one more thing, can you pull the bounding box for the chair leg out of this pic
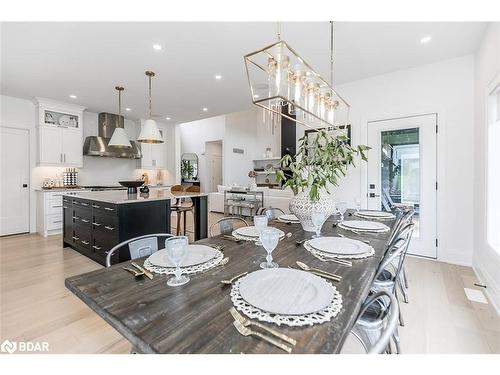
[398,272,409,303]
[394,289,405,327]
[403,266,409,289]
[176,211,181,236]
[183,211,187,236]
[392,328,401,354]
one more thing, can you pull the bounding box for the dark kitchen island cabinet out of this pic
[62,190,208,266]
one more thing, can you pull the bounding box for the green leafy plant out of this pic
[181,160,194,179]
[276,129,370,202]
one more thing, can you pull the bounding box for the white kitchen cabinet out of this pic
[34,97,86,167]
[36,190,83,237]
[137,124,167,169]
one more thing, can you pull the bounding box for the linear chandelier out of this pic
[244,22,350,131]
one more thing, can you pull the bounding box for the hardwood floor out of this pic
[1,224,498,354]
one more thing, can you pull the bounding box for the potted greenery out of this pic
[181,160,194,180]
[276,129,369,232]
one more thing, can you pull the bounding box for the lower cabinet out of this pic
[62,196,170,267]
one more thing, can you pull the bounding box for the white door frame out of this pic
[0,126,31,236]
[360,111,440,260]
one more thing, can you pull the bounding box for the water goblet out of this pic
[311,210,326,238]
[336,201,348,222]
[354,197,361,212]
[253,215,268,246]
[259,228,280,269]
[165,236,190,286]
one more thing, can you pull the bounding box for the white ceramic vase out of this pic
[289,189,336,232]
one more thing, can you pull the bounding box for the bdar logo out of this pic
[1,339,17,354]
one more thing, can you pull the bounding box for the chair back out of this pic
[185,185,200,192]
[262,207,285,221]
[105,233,173,267]
[360,291,399,354]
[210,217,249,237]
[386,208,414,247]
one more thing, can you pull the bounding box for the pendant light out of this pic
[138,70,164,143]
[109,86,132,148]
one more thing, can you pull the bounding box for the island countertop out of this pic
[62,189,208,204]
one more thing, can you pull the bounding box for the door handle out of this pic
[22,184,28,188]
[369,193,381,198]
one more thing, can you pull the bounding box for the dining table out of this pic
[64,210,396,353]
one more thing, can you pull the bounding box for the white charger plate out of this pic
[238,268,335,315]
[308,236,372,255]
[278,214,299,222]
[340,220,389,232]
[356,210,395,219]
[147,244,217,268]
[234,226,285,238]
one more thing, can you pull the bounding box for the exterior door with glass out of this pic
[367,114,437,258]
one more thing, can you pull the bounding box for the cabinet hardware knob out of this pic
[53,205,62,208]
[92,204,101,208]
[104,207,114,211]
[104,226,115,231]
[92,245,102,250]
[81,202,89,206]
[72,216,78,219]
[72,236,80,240]
[81,240,90,245]
[81,219,89,223]
[92,222,101,226]
[53,220,63,223]
[63,206,69,209]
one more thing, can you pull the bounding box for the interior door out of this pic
[367,114,437,258]
[0,127,30,235]
[206,154,223,193]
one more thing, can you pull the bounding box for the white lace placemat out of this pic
[143,249,224,275]
[231,229,285,242]
[353,212,395,220]
[303,240,375,260]
[230,279,343,327]
[338,222,389,234]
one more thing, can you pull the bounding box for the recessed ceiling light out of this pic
[420,36,432,44]
[202,107,208,112]
[125,108,131,111]
[69,94,77,99]
[153,44,162,50]
[215,74,222,80]
[165,117,171,120]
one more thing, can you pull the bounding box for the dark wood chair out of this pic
[171,185,200,236]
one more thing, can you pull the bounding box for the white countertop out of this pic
[63,189,207,204]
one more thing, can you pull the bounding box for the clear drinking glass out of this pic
[354,197,361,212]
[336,201,348,222]
[259,228,280,269]
[253,215,268,246]
[165,236,190,286]
[311,210,326,238]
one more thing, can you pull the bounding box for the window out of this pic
[487,80,500,252]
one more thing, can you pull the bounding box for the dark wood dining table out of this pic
[65,211,396,353]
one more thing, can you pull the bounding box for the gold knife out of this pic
[131,262,153,280]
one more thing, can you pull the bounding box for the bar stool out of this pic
[170,185,187,235]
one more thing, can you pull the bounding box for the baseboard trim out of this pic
[472,263,500,316]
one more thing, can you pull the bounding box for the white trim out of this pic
[472,263,500,316]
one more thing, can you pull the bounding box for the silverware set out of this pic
[292,261,342,282]
[122,262,154,279]
[220,271,248,285]
[230,308,295,353]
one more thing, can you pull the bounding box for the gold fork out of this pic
[230,308,297,346]
[233,321,292,353]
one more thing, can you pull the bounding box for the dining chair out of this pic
[105,233,173,267]
[341,291,399,354]
[261,207,285,221]
[209,216,249,237]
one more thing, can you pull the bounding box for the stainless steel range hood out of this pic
[83,113,142,158]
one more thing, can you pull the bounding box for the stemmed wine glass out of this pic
[336,201,348,222]
[354,197,361,212]
[311,210,326,238]
[259,228,280,269]
[253,215,268,246]
[165,236,190,286]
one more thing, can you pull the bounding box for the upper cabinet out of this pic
[137,121,167,169]
[34,98,86,167]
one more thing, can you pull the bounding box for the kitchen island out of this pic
[62,189,208,266]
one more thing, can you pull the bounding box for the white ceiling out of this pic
[1,22,487,124]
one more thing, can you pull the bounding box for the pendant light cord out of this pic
[118,89,122,116]
[277,21,281,41]
[330,21,334,87]
[148,75,152,119]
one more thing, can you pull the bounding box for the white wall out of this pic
[297,55,475,266]
[179,107,280,191]
[473,23,500,313]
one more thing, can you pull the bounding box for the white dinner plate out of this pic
[308,236,372,255]
[278,214,299,222]
[340,220,390,232]
[234,226,285,238]
[147,244,217,268]
[356,210,395,219]
[238,268,335,315]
